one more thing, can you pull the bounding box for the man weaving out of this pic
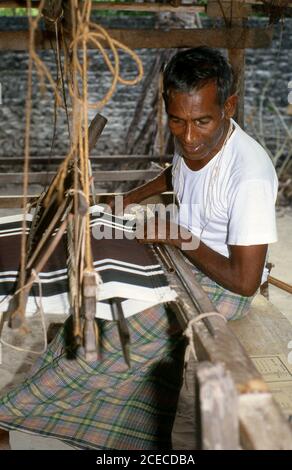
[0,47,277,450]
[123,46,278,321]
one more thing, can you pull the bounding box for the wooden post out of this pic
[197,361,239,450]
[228,48,245,128]
[172,354,200,450]
[207,1,248,128]
[239,393,292,450]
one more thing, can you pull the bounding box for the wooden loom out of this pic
[0,0,292,451]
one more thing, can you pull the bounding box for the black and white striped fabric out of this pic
[0,206,177,320]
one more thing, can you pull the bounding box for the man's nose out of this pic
[184,122,198,144]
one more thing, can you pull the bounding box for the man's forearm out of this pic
[182,243,244,295]
[175,237,264,297]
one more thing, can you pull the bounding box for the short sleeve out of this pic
[227,178,278,246]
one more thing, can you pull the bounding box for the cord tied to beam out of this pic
[183,312,227,364]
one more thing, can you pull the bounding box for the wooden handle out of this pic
[268,275,292,294]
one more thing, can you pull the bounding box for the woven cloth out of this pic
[0,207,177,319]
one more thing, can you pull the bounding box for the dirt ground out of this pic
[268,207,292,325]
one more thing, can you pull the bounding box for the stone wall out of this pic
[0,15,291,166]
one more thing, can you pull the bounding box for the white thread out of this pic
[183,311,227,364]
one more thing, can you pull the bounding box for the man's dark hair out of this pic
[163,47,234,107]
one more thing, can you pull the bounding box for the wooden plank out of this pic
[239,392,292,449]
[162,246,267,393]
[0,155,172,165]
[190,314,268,393]
[197,362,239,450]
[0,1,204,12]
[228,46,245,127]
[0,191,175,208]
[171,353,199,450]
[90,2,205,13]
[158,248,292,449]
[0,169,160,184]
[1,1,292,9]
[229,294,292,419]
[0,27,274,50]
[207,0,251,19]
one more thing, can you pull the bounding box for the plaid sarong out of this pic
[0,260,253,449]
[0,305,185,450]
[184,257,254,321]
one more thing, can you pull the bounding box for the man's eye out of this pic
[196,119,211,125]
[169,117,183,124]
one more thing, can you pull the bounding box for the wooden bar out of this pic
[162,246,267,392]
[197,362,239,450]
[0,1,204,12]
[0,27,274,50]
[0,191,174,208]
[1,1,291,9]
[160,247,292,449]
[207,0,251,19]
[0,155,172,165]
[239,393,292,449]
[228,48,245,128]
[0,169,161,184]
[268,275,292,294]
[90,2,205,13]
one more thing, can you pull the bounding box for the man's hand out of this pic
[136,215,199,251]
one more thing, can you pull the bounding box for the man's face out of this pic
[166,82,233,167]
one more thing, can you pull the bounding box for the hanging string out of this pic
[0,270,47,356]
[69,21,143,110]
[12,0,143,355]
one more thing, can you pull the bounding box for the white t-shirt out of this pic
[172,119,278,283]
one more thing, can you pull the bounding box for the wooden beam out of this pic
[162,246,267,393]
[228,47,246,128]
[90,2,205,13]
[0,169,161,184]
[197,362,239,450]
[207,0,252,19]
[159,247,292,448]
[0,155,171,165]
[1,1,292,9]
[0,1,204,12]
[0,27,274,50]
[239,393,292,450]
[0,191,174,208]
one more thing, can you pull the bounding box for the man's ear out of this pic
[224,94,238,119]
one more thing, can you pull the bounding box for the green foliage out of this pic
[0,8,38,17]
